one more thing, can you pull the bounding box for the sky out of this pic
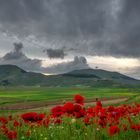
[0,0,140,79]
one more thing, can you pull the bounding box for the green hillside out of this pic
[0,65,139,87]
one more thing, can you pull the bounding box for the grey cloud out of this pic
[46,56,90,74]
[0,0,140,58]
[0,0,105,38]
[0,42,45,72]
[125,66,140,80]
[101,0,140,58]
[0,42,90,74]
[3,42,24,60]
[44,48,66,59]
[14,42,23,52]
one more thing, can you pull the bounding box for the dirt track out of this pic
[35,97,128,110]
[0,97,128,110]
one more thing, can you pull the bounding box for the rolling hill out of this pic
[62,69,139,85]
[0,65,139,87]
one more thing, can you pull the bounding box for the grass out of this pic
[0,87,138,106]
[1,117,140,140]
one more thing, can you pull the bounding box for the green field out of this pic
[0,87,139,107]
[0,87,140,140]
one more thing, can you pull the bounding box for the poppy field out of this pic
[0,93,140,140]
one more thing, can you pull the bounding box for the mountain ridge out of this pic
[0,64,139,87]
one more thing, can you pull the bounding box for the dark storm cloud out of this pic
[46,56,90,74]
[0,0,140,58]
[14,42,23,52]
[0,0,105,37]
[44,48,66,59]
[0,42,90,73]
[3,42,24,60]
[105,0,140,58]
[0,42,45,72]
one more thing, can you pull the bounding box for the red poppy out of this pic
[43,117,50,127]
[86,107,95,117]
[54,118,62,124]
[109,125,120,136]
[84,117,92,125]
[63,102,74,114]
[98,120,107,128]
[73,104,82,112]
[21,112,38,122]
[36,113,45,121]
[96,100,102,109]
[0,117,8,124]
[51,106,64,117]
[74,94,85,105]
[122,124,127,132]
[1,125,9,134]
[75,109,85,118]
[7,131,17,140]
[21,112,45,123]
[130,124,140,131]
[13,120,20,127]
[8,115,13,121]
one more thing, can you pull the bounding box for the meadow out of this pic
[0,87,140,140]
[0,87,139,106]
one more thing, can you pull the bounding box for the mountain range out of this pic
[0,65,139,87]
